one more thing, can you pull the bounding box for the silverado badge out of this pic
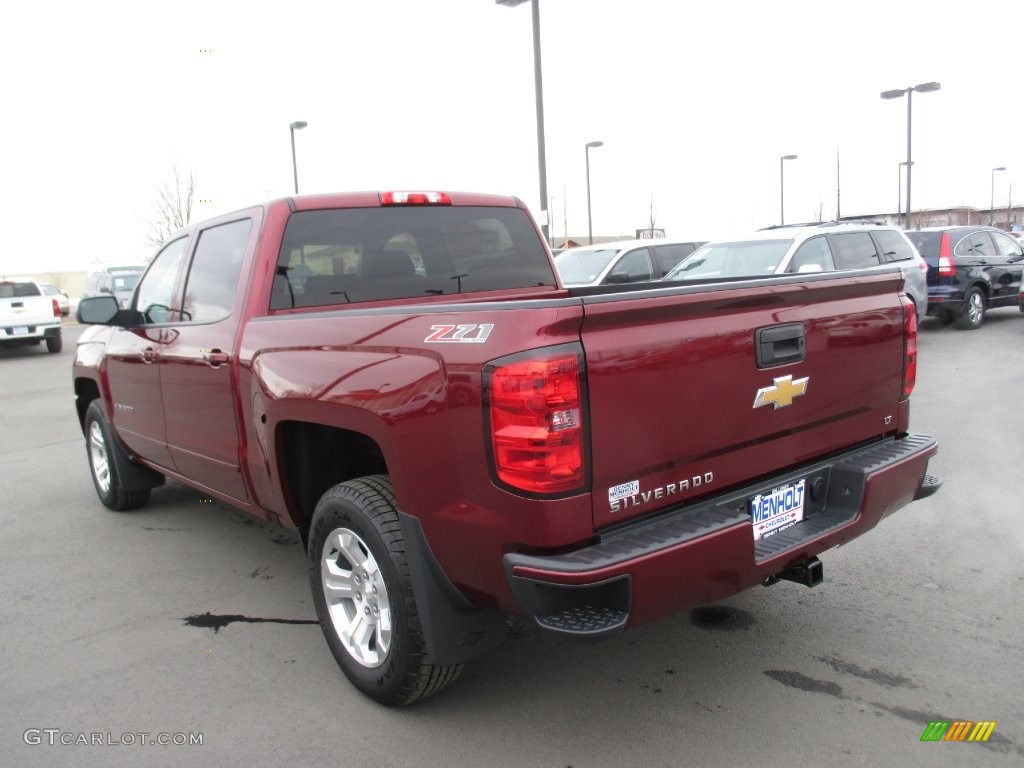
[753,374,809,410]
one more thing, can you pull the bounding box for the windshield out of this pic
[663,239,793,280]
[554,248,619,284]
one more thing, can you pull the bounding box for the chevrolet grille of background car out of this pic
[753,375,809,410]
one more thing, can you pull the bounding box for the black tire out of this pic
[84,401,151,511]
[46,332,62,353]
[308,475,462,706]
[955,286,986,330]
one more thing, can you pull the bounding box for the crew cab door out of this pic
[158,217,255,502]
[103,236,190,470]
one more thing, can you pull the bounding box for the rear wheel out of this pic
[84,401,151,511]
[46,332,62,353]
[955,286,986,330]
[308,475,462,706]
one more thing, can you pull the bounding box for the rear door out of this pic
[579,271,907,528]
[159,216,256,501]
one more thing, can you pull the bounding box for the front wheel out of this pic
[84,401,151,511]
[308,475,462,706]
[955,286,986,330]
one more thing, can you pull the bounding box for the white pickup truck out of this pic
[0,280,63,353]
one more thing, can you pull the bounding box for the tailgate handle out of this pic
[756,323,805,368]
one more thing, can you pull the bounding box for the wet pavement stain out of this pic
[689,605,757,631]
[764,670,844,698]
[182,612,318,633]
[815,655,916,689]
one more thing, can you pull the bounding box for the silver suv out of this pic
[663,221,928,317]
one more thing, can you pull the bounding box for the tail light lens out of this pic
[901,294,917,399]
[485,345,587,495]
[52,298,61,318]
[938,233,954,277]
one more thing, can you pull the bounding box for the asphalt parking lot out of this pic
[1,312,1022,768]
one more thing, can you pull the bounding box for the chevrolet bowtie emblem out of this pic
[753,375,809,410]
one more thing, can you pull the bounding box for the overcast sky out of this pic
[3,0,1022,274]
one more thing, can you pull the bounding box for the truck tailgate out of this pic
[580,271,908,529]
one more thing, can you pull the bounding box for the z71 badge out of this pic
[424,324,494,343]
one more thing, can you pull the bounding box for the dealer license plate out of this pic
[750,479,806,541]
[12,326,29,335]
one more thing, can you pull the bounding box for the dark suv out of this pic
[907,227,1024,329]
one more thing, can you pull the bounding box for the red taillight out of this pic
[380,191,451,206]
[486,347,586,495]
[52,298,61,318]
[902,295,917,399]
[938,233,954,277]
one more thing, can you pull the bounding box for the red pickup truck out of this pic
[73,191,941,705]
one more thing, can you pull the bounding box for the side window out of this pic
[955,232,996,256]
[990,231,1023,257]
[788,236,835,272]
[607,248,653,283]
[829,233,880,269]
[651,244,699,277]
[872,229,916,262]
[135,238,188,324]
[181,219,252,324]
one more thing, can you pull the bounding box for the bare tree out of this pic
[647,193,658,236]
[812,199,825,223]
[145,167,195,247]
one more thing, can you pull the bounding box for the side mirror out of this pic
[77,295,120,325]
[604,272,629,284]
[797,264,824,273]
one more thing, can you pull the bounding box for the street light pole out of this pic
[496,0,549,244]
[289,121,308,195]
[881,82,940,230]
[585,140,604,244]
[780,154,797,225]
[548,194,557,248]
[991,166,1006,227]
[897,161,913,220]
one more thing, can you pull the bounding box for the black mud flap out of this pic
[398,512,507,666]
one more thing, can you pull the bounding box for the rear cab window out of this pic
[271,206,555,309]
[0,282,42,298]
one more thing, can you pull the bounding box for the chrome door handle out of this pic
[202,349,230,367]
